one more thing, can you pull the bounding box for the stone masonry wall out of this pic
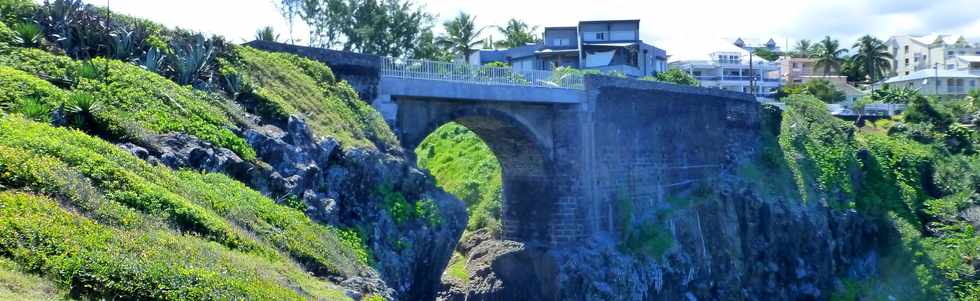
[583,75,761,236]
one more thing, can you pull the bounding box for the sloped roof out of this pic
[958,55,980,63]
[909,34,964,46]
[883,69,980,84]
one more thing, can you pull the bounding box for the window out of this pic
[904,45,909,53]
[905,58,909,65]
[594,32,606,41]
[905,71,910,75]
[948,51,955,56]
[971,80,976,87]
[792,62,800,68]
[552,38,570,46]
[947,64,955,70]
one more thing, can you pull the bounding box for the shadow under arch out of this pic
[405,107,558,244]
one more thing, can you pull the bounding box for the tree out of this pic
[641,68,699,86]
[852,35,893,83]
[753,47,780,61]
[840,56,865,83]
[275,0,300,44]
[254,26,279,42]
[779,79,846,103]
[279,0,432,58]
[793,39,814,58]
[437,12,485,60]
[871,85,920,103]
[412,29,452,61]
[813,36,847,75]
[494,18,538,49]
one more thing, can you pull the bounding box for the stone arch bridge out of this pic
[246,41,764,246]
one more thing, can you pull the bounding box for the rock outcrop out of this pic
[442,179,879,301]
[118,114,466,300]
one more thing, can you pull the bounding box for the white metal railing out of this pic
[380,57,584,90]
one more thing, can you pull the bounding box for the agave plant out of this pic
[140,47,165,73]
[16,97,53,122]
[169,34,214,85]
[109,28,136,60]
[74,61,103,81]
[12,22,43,47]
[64,91,103,129]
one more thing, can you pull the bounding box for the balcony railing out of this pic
[381,57,584,90]
[695,75,780,82]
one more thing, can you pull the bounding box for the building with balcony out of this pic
[469,20,668,77]
[668,40,781,100]
[877,69,979,97]
[778,57,838,84]
[885,34,980,76]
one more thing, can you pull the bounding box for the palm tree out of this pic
[852,35,893,83]
[255,26,280,42]
[813,36,847,76]
[437,12,486,60]
[793,39,813,58]
[494,19,539,49]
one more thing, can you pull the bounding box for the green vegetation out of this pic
[775,89,980,299]
[0,257,69,300]
[640,68,700,86]
[778,79,846,103]
[0,116,370,278]
[0,48,256,160]
[445,251,469,283]
[221,46,397,151]
[0,191,350,300]
[416,123,503,232]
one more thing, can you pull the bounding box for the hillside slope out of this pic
[0,1,466,300]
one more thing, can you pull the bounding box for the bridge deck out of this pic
[380,77,585,104]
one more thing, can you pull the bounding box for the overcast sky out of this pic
[93,0,980,61]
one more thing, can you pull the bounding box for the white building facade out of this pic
[669,43,781,100]
[885,34,980,76]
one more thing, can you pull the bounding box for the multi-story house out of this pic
[886,34,980,76]
[877,69,979,97]
[778,57,837,84]
[469,20,668,77]
[668,41,781,100]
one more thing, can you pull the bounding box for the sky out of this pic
[91,0,980,61]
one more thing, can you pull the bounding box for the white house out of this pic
[885,34,980,76]
[877,69,979,97]
[669,40,781,100]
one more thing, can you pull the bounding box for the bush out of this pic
[0,0,37,26]
[222,46,396,151]
[779,94,857,204]
[640,68,699,86]
[0,192,348,300]
[0,66,67,111]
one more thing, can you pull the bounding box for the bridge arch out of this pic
[404,107,557,243]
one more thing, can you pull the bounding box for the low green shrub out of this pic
[0,116,370,279]
[221,46,397,151]
[0,191,350,300]
[0,66,67,111]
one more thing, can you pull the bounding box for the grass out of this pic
[0,115,366,299]
[0,191,351,300]
[0,257,69,301]
[0,48,256,160]
[222,46,397,151]
[416,123,502,232]
[444,251,469,284]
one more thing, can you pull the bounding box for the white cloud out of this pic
[93,0,980,59]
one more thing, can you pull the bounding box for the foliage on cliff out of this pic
[0,115,366,299]
[416,123,502,232]
[219,46,398,151]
